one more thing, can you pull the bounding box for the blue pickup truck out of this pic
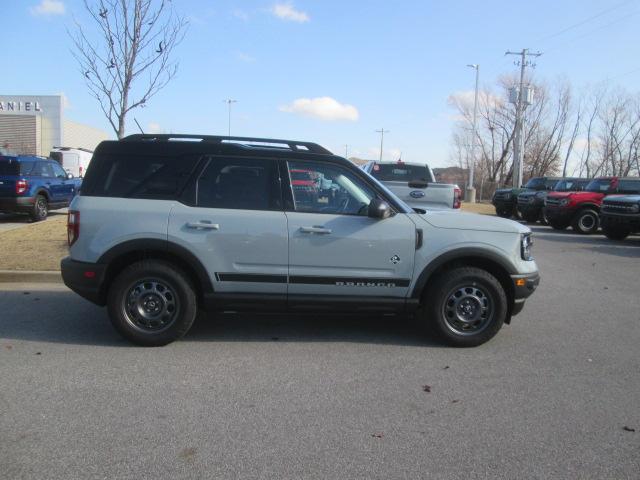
[0,155,82,221]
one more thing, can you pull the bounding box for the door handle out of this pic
[186,222,220,230]
[300,226,332,234]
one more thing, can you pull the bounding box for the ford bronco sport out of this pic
[600,194,640,240]
[61,135,539,347]
[492,177,560,219]
[517,177,589,224]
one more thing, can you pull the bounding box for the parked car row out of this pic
[0,154,82,221]
[492,175,640,240]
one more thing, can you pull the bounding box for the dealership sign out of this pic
[0,101,43,113]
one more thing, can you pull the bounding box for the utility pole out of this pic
[375,128,389,162]
[466,64,480,203]
[505,48,541,188]
[344,144,349,159]
[223,99,237,136]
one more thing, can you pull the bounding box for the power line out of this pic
[537,0,636,42]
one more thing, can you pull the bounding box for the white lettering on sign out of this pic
[0,101,43,113]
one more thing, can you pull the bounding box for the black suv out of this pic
[600,194,640,240]
[517,178,590,224]
[492,177,560,219]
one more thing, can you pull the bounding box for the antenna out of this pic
[134,118,145,134]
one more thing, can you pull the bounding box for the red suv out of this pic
[544,177,640,234]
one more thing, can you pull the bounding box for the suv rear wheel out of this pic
[423,267,507,347]
[107,260,197,346]
[30,194,48,222]
[572,209,599,234]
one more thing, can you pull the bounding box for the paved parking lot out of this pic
[0,227,639,479]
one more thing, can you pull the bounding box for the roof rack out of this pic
[121,134,333,155]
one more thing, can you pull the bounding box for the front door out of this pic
[168,156,288,298]
[284,159,416,299]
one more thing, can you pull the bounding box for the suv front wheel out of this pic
[424,267,507,347]
[572,209,599,234]
[107,260,197,346]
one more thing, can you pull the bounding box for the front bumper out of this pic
[510,272,540,316]
[544,205,575,223]
[492,199,515,211]
[61,256,108,306]
[517,202,543,217]
[600,213,640,231]
[0,196,35,213]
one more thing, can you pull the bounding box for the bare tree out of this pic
[70,0,188,138]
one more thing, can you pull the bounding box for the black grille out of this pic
[602,202,637,213]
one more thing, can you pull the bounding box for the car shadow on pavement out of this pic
[0,289,441,348]
[186,312,441,347]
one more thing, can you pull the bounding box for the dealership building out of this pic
[0,95,109,156]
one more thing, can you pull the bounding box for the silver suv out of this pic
[61,135,539,347]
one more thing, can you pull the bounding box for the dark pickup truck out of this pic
[600,194,640,240]
[0,155,82,221]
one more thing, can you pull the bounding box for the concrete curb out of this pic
[0,270,63,284]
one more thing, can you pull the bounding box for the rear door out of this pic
[284,159,416,300]
[168,155,288,298]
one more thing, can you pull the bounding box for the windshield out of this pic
[524,178,545,189]
[555,179,585,192]
[370,163,432,183]
[585,178,613,193]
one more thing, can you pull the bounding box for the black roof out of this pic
[114,134,334,156]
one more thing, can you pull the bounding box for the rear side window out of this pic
[370,163,431,183]
[616,180,640,194]
[195,157,280,211]
[83,154,200,199]
[0,159,19,175]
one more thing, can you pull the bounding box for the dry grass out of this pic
[461,202,495,216]
[0,215,67,271]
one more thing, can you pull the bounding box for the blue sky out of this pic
[3,0,640,166]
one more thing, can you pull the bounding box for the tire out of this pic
[539,209,549,226]
[572,209,599,235]
[549,220,568,230]
[523,213,538,224]
[602,226,630,241]
[107,260,197,346]
[423,267,508,347]
[30,194,48,222]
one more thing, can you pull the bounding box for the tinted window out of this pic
[196,157,279,211]
[19,161,36,175]
[85,154,199,199]
[616,179,640,194]
[544,179,559,189]
[555,179,587,192]
[369,163,431,183]
[288,161,375,215]
[33,162,53,177]
[524,178,545,189]
[585,178,613,192]
[51,162,67,179]
[0,159,19,175]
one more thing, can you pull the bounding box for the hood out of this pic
[548,191,602,201]
[419,210,530,234]
[518,190,544,198]
[604,194,640,203]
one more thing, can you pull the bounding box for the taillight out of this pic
[67,210,80,246]
[79,166,83,176]
[15,179,28,195]
[453,186,462,209]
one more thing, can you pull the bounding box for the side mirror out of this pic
[408,180,429,189]
[67,172,74,179]
[368,198,392,219]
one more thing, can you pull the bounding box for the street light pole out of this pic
[466,64,479,203]
[223,99,237,136]
[375,128,389,162]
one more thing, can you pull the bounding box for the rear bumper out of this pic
[0,196,34,213]
[600,213,640,231]
[61,257,107,306]
[510,272,540,316]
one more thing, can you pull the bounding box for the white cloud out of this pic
[280,97,358,121]
[30,0,65,16]
[236,51,256,63]
[271,3,309,22]
[148,122,164,134]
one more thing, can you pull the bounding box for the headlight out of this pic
[521,233,534,261]
[559,198,569,207]
[631,204,640,213]
[528,196,536,203]
[535,191,545,198]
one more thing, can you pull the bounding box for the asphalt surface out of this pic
[1,227,639,479]
[0,209,67,233]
